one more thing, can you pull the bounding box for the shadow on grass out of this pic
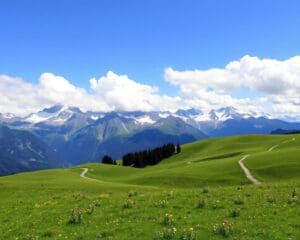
[193,152,243,163]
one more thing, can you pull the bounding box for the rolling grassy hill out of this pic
[82,134,300,187]
[0,134,299,239]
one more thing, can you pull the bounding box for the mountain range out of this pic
[1,104,300,175]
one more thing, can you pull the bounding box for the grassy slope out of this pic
[0,134,299,239]
[83,134,300,187]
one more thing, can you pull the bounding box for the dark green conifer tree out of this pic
[176,144,181,154]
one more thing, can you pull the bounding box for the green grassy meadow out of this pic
[0,134,299,239]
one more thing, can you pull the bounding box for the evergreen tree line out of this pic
[101,155,117,165]
[122,143,181,168]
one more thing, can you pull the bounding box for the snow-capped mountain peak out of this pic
[24,104,77,124]
[210,107,241,121]
[209,110,219,121]
[1,104,265,132]
[1,104,300,145]
[42,104,65,114]
[171,106,243,123]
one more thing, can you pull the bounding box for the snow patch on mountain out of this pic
[172,107,261,124]
[159,113,171,118]
[90,115,100,120]
[26,114,51,123]
[24,105,68,123]
[135,115,156,125]
[0,113,16,119]
[22,104,90,125]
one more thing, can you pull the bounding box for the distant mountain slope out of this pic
[0,125,66,175]
[60,116,207,164]
[210,117,300,137]
[153,116,207,139]
[93,127,206,162]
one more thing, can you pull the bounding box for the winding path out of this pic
[80,168,101,182]
[238,155,261,185]
[238,137,296,185]
[80,168,89,178]
[267,144,278,152]
[282,137,296,144]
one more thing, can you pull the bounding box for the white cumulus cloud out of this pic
[1,55,300,120]
[89,71,180,112]
[0,71,180,116]
[164,55,300,119]
[165,55,300,95]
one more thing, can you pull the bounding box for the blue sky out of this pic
[1,1,300,118]
[1,1,300,90]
